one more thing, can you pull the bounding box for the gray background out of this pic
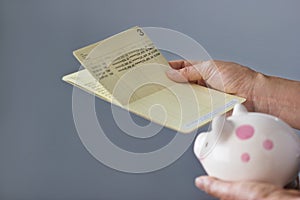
[1,0,300,200]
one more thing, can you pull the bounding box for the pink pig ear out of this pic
[232,104,248,116]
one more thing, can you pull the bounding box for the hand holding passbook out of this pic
[62,27,245,133]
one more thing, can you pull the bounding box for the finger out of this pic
[195,176,280,200]
[168,60,201,70]
[165,67,197,83]
[166,61,212,83]
[195,176,238,200]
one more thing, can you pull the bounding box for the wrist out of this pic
[251,72,271,113]
[251,72,300,129]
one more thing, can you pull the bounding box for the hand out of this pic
[166,60,258,112]
[166,60,300,129]
[195,176,300,200]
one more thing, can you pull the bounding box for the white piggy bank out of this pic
[194,104,300,187]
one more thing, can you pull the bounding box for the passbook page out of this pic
[74,26,171,105]
[62,69,120,105]
[63,26,245,133]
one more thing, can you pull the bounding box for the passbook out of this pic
[62,26,245,133]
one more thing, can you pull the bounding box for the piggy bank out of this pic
[194,104,300,187]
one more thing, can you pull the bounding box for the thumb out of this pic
[195,176,300,200]
[166,60,215,84]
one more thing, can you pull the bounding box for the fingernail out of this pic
[166,69,178,76]
[195,176,210,189]
[165,69,187,82]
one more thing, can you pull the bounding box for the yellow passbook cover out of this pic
[62,26,245,133]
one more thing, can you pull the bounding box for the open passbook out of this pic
[62,26,245,133]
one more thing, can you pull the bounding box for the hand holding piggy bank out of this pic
[194,104,300,187]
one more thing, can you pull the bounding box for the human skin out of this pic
[166,60,300,200]
[166,60,300,129]
[195,176,300,200]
